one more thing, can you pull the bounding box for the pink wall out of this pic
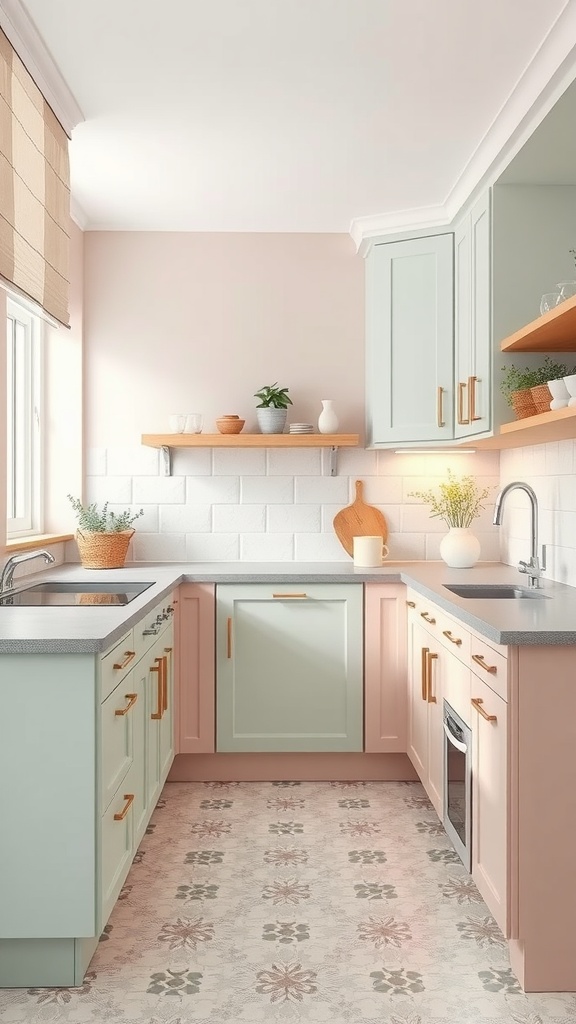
[84,232,365,446]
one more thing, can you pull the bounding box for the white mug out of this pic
[353,535,389,567]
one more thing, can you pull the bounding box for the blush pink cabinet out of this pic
[175,583,215,754]
[364,583,407,752]
[406,610,444,818]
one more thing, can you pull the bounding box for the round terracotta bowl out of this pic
[216,415,245,434]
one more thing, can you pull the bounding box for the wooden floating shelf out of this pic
[141,433,359,448]
[469,406,576,450]
[501,294,576,352]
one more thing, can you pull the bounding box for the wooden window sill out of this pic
[5,533,73,552]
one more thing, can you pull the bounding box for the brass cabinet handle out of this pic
[437,386,445,428]
[471,653,497,674]
[421,647,429,701]
[471,696,497,722]
[113,650,136,670]
[272,593,308,599]
[163,648,172,713]
[115,692,138,716]
[114,793,135,821]
[421,612,436,624]
[227,617,232,659]
[406,600,416,608]
[457,381,469,425]
[468,375,481,421]
[426,650,438,703]
[442,629,462,646]
[151,659,163,719]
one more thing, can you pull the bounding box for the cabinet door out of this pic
[407,618,429,781]
[159,623,175,782]
[454,192,491,439]
[216,584,363,752]
[364,583,406,752]
[366,233,454,444]
[425,642,444,818]
[471,677,508,934]
[176,583,215,753]
[146,640,163,809]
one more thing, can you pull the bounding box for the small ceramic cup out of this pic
[548,378,570,410]
[353,536,389,567]
[185,414,203,433]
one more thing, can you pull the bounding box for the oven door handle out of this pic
[443,720,468,754]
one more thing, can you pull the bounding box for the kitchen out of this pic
[1,1,576,1020]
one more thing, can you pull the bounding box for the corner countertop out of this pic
[0,560,574,653]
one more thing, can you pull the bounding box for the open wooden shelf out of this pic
[142,433,359,448]
[501,293,576,352]
[468,406,576,450]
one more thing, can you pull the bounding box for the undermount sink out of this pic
[443,583,550,600]
[0,581,154,607]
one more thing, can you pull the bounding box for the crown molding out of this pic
[351,2,576,253]
[0,0,84,135]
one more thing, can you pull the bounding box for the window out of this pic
[6,298,42,537]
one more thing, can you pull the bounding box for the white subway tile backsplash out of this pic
[400,505,446,533]
[108,503,159,533]
[86,475,132,504]
[333,447,378,476]
[86,447,107,476]
[213,504,266,533]
[359,476,403,504]
[267,448,321,476]
[387,532,426,560]
[267,504,321,533]
[132,532,187,561]
[295,533,350,561]
[160,504,211,533]
[172,449,212,476]
[133,476,185,504]
[241,476,294,504]
[186,533,239,561]
[214,448,266,476]
[107,445,159,476]
[241,534,294,561]
[187,476,240,504]
[295,476,349,504]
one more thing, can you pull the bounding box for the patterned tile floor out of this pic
[1,780,576,1023]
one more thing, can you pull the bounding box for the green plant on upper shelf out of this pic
[67,495,144,533]
[253,382,293,409]
[500,357,573,405]
[409,470,491,529]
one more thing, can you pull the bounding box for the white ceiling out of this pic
[15,0,572,230]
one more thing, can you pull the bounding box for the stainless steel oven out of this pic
[443,700,472,870]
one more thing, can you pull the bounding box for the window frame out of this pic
[6,298,43,538]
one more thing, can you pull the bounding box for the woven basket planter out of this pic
[530,383,552,415]
[510,388,537,419]
[76,528,135,569]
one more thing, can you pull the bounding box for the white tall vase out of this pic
[439,527,481,568]
[318,399,339,434]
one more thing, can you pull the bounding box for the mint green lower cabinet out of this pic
[216,584,363,752]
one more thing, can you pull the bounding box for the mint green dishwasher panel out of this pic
[216,583,363,752]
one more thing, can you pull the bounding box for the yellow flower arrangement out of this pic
[409,470,491,528]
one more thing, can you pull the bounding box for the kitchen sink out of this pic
[0,581,154,606]
[443,583,550,600]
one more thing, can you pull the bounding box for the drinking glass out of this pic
[556,282,576,304]
[540,292,560,314]
[168,414,186,433]
[185,414,203,433]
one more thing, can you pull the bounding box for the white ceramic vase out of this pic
[548,378,570,410]
[439,527,481,568]
[318,399,339,434]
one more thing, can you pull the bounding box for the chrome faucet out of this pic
[493,481,542,588]
[0,549,55,593]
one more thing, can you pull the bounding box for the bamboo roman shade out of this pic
[0,29,70,326]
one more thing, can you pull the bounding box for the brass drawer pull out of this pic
[114,793,135,821]
[472,653,497,674]
[115,692,138,716]
[113,650,135,670]
[151,659,163,719]
[437,386,445,428]
[406,600,416,608]
[443,629,462,646]
[421,647,429,702]
[426,650,438,703]
[272,593,308,599]
[227,617,232,659]
[471,697,497,722]
[163,648,172,713]
[469,375,481,421]
[421,612,436,624]
[457,381,469,425]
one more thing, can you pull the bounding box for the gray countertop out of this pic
[0,560,574,653]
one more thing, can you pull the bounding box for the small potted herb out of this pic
[68,496,144,568]
[501,358,573,418]
[254,382,293,434]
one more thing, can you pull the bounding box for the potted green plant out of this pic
[409,470,491,567]
[253,382,293,434]
[68,496,144,568]
[501,358,572,418]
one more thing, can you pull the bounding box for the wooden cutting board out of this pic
[333,480,388,557]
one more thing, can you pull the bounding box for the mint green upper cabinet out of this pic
[366,233,454,445]
[454,192,492,439]
[216,584,363,753]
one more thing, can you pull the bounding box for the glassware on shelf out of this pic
[540,292,560,315]
[555,281,576,304]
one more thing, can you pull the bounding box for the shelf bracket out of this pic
[325,445,338,477]
[160,445,172,476]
